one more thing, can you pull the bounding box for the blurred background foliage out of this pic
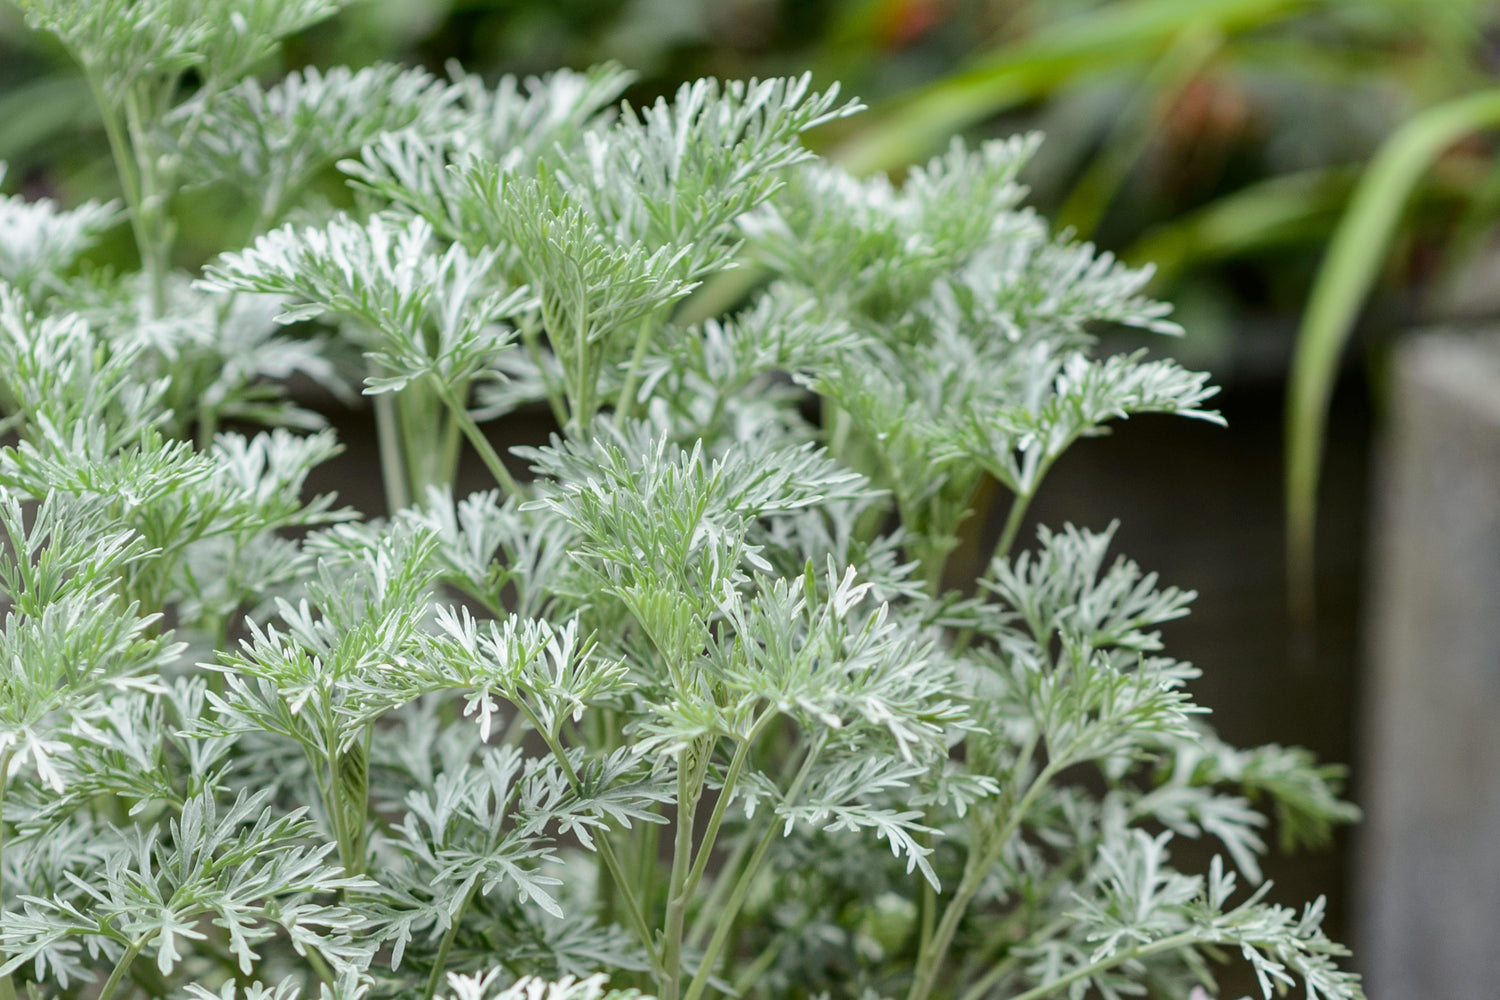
[4,0,1497,378]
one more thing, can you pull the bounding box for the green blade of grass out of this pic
[1286,86,1500,620]
[1124,166,1354,284]
[825,0,1312,176]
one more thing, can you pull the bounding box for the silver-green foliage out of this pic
[0,165,120,303]
[0,6,1361,1000]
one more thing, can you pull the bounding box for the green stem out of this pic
[661,741,713,1000]
[122,86,170,316]
[614,314,659,423]
[433,380,525,498]
[681,726,764,901]
[399,380,460,501]
[957,916,1070,1000]
[88,74,152,289]
[1006,931,1198,1000]
[956,954,1024,1000]
[423,883,479,1000]
[396,388,430,501]
[97,938,146,1000]
[914,534,953,599]
[916,821,937,958]
[571,309,595,440]
[635,818,662,914]
[520,321,570,427]
[304,945,337,988]
[372,387,412,515]
[519,706,661,974]
[195,405,219,454]
[680,735,824,1000]
[329,726,371,878]
[687,721,802,950]
[684,807,759,951]
[683,814,779,1000]
[440,387,466,489]
[992,488,1034,566]
[905,759,1059,1000]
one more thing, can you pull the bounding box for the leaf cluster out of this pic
[0,10,1362,1000]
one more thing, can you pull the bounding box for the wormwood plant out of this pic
[0,3,1362,1000]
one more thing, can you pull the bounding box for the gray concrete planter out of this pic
[1358,330,1500,1000]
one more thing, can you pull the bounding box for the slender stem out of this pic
[681,735,824,1000]
[681,726,763,900]
[661,741,712,1000]
[87,75,152,285]
[635,818,661,912]
[397,388,431,501]
[597,827,620,930]
[372,388,412,515]
[682,809,780,1000]
[1006,931,1199,1000]
[992,489,1034,567]
[304,945,337,988]
[593,836,661,969]
[687,721,799,949]
[97,938,146,1000]
[195,403,219,453]
[917,824,937,958]
[403,379,460,500]
[905,759,1059,1000]
[520,322,569,427]
[570,309,595,440]
[949,481,1042,652]
[684,807,759,951]
[896,495,950,599]
[122,86,170,316]
[440,387,466,489]
[518,705,661,973]
[327,724,372,879]
[659,722,768,996]
[915,534,953,599]
[957,916,1070,1000]
[730,944,781,999]
[614,314,659,423]
[433,380,525,498]
[955,953,1024,1000]
[423,883,479,1000]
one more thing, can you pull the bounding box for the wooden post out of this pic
[1358,331,1500,998]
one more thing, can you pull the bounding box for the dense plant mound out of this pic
[0,2,1360,999]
